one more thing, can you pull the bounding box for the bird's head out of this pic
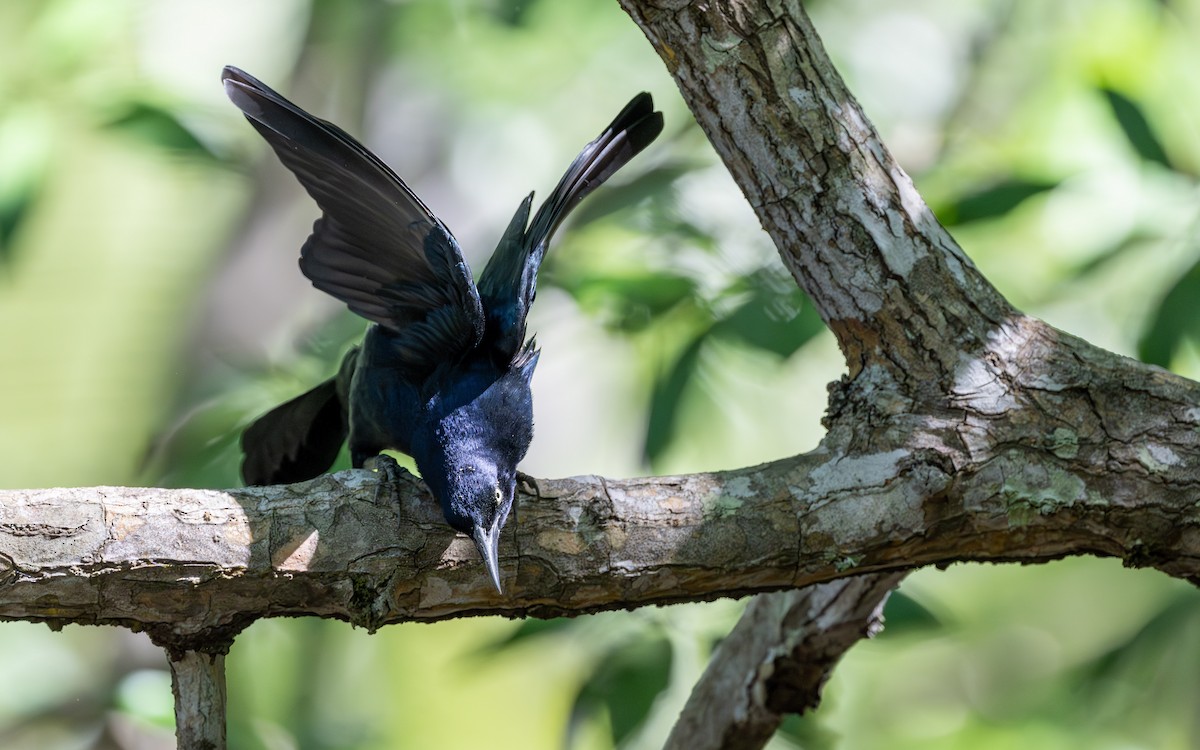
[415,355,537,592]
[438,459,516,593]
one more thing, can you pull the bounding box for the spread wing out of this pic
[222,66,484,372]
[477,92,663,364]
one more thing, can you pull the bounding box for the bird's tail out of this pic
[240,353,356,486]
[525,92,664,251]
[477,94,663,360]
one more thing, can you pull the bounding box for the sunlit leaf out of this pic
[936,178,1058,226]
[553,270,697,332]
[655,217,722,252]
[569,162,695,228]
[142,396,255,489]
[644,330,709,463]
[473,617,575,655]
[0,181,38,267]
[569,635,672,747]
[150,312,367,488]
[1137,254,1200,367]
[0,108,54,267]
[777,712,839,750]
[105,101,221,161]
[1076,591,1200,685]
[1064,230,1159,283]
[1100,86,1173,171]
[713,273,824,358]
[489,0,542,27]
[878,590,943,637]
[114,669,175,730]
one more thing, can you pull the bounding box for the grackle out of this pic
[224,67,663,591]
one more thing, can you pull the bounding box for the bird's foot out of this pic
[366,454,403,507]
[516,470,539,498]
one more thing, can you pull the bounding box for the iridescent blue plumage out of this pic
[226,66,663,591]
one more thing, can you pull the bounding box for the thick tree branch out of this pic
[610,0,1200,738]
[610,0,1200,743]
[2,367,1198,644]
[617,0,1011,366]
[664,574,903,750]
[3,0,1198,747]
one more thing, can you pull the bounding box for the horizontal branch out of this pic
[3,320,1198,650]
[2,8,1197,660]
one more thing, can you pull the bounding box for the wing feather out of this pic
[223,66,484,372]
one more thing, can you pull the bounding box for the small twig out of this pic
[169,650,228,750]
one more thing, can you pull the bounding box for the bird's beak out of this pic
[472,520,503,594]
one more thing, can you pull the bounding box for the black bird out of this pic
[224,67,663,591]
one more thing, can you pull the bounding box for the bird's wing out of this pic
[477,93,664,363]
[222,66,484,371]
[240,376,347,486]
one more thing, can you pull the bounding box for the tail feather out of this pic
[527,92,663,248]
[478,93,664,362]
[241,378,347,486]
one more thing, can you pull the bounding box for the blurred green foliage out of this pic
[1,0,1200,748]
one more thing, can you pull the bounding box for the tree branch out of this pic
[607,0,1200,743]
[169,650,227,750]
[2,375,1198,646]
[613,0,1024,401]
[3,0,1198,746]
[664,574,903,750]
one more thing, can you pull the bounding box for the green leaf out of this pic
[114,669,176,730]
[568,162,695,228]
[777,712,839,750]
[643,330,709,463]
[105,101,221,161]
[1068,591,1200,713]
[142,396,256,489]
[1100,86,1173,171]
[0,108,54,267]
[713,272,824,358]
[489,0,541,27]
[0,180,39,267]
[1064,230,1158,283]
[936,178,1058,226]
[569,636,673,747]
[553,270,697,333]
[1138,254,1200,367]
[473,617,575,655]
[878,590,943,637]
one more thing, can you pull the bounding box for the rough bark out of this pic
[1,0,1199,747]
[169,651,227,750]
[663,574,903,750]
[1,396,1198,644]
[610,0,1200,743]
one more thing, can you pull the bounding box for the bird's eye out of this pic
[494,488,503,506]
[462,465,476,474]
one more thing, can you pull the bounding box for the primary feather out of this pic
[227,66,663,591]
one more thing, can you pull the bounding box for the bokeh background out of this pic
[2,0,1200,748]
